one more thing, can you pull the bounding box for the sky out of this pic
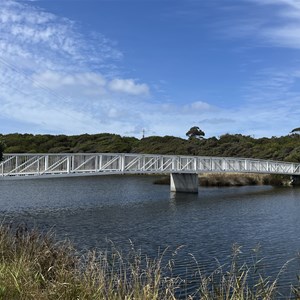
[1,0,300,138]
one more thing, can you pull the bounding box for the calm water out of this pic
[0,175,300,295]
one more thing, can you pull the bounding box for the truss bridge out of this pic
[1,153,299,193]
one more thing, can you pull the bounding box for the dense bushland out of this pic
[1,132,300,162]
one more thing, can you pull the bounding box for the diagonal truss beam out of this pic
[1,153,300,178]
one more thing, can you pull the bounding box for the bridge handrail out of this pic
[1,152,298,164]
[1,153,300,178]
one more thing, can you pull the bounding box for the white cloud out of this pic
[261,25,300,48]
[241,0,300,49]
[252,0,300,10]
[187,101,212,111]
[109,79,150,96]
[0,0,151,135]
[0,0,122,72]
[32,71,107,89]
[1,0,299,139]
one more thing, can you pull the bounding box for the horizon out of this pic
[1,130,298,140]
[1,0,300,138]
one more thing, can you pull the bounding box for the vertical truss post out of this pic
[142,156,145,171]
[172,157,175,171]
[95,155,99,172]
[120,154,125,173]
[72,156,75,172]
[222,158,226,171]
[15,156,18,172]
[45,155,49,171]
[37,157,40,174]
[99,155,102,171]
[67,156,71,174]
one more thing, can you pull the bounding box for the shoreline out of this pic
[0,224,299,299]
[153,173,291,187]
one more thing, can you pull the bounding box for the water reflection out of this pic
[0,175,299,294]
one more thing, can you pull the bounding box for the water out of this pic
[1,175,300,295]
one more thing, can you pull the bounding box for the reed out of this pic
[0,224,298,299]
[153,173,290,187]
[200,173,267,187]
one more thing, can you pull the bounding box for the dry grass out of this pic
[0,224,178,300]
[0,224,299,299]
[153,173,290,187]
[201,173,291,187]
[200,173,266,187]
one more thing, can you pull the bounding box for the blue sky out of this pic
[1,0,300,138]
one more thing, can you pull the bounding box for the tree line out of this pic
[1,131,300,162]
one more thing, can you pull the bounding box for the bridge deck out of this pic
[0,153,300,179]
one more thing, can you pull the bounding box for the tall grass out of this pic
[0,224,298,299]
[153,173,291,187]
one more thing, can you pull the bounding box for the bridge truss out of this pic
[1,153,300,178]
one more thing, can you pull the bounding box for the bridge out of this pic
[1,153,300,193]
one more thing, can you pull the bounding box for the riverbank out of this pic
[0,224,299,299]
[154,173,291,187]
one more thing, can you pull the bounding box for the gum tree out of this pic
[186,126,205,139]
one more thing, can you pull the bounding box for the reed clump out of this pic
[0,224,178,300]
[0,224,299,299]
[154,173,290,187]
[201,173,291,187]
[200,173,266,187]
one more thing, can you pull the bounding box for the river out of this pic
[0,175,300,296]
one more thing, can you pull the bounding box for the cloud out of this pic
[199,118,236,125]
[0,0,122,72]
[250,0,300,10]
[186,101,212,111]
[1,0,299,139]
[239,0,300,49]
[108,79,150,96]
[32,71,107,91]
[0,0,151,135]
[261,25,300,49]
[232,67,300,137]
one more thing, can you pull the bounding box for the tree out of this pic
[0,140,4,162]
[186,126,205,139]
[291,127,300,134]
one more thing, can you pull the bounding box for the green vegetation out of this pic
[186,126,205,139]
[200,173,292,187]
[154,173,291,187]
[291,127,300,134]
[0,140,4,162]
[0,224,299,299]
[1,132,300,163]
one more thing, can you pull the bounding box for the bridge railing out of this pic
[1,153,300,177]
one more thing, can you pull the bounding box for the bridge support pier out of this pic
[170,173,198,193]
[291,175,300,186]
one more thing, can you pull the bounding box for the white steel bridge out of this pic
[1,153,300,178]
[1,153,299,193]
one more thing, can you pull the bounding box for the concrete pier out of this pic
[170,173,198,193]
[291,175,300,186]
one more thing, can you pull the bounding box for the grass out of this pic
[0,224,299,299]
